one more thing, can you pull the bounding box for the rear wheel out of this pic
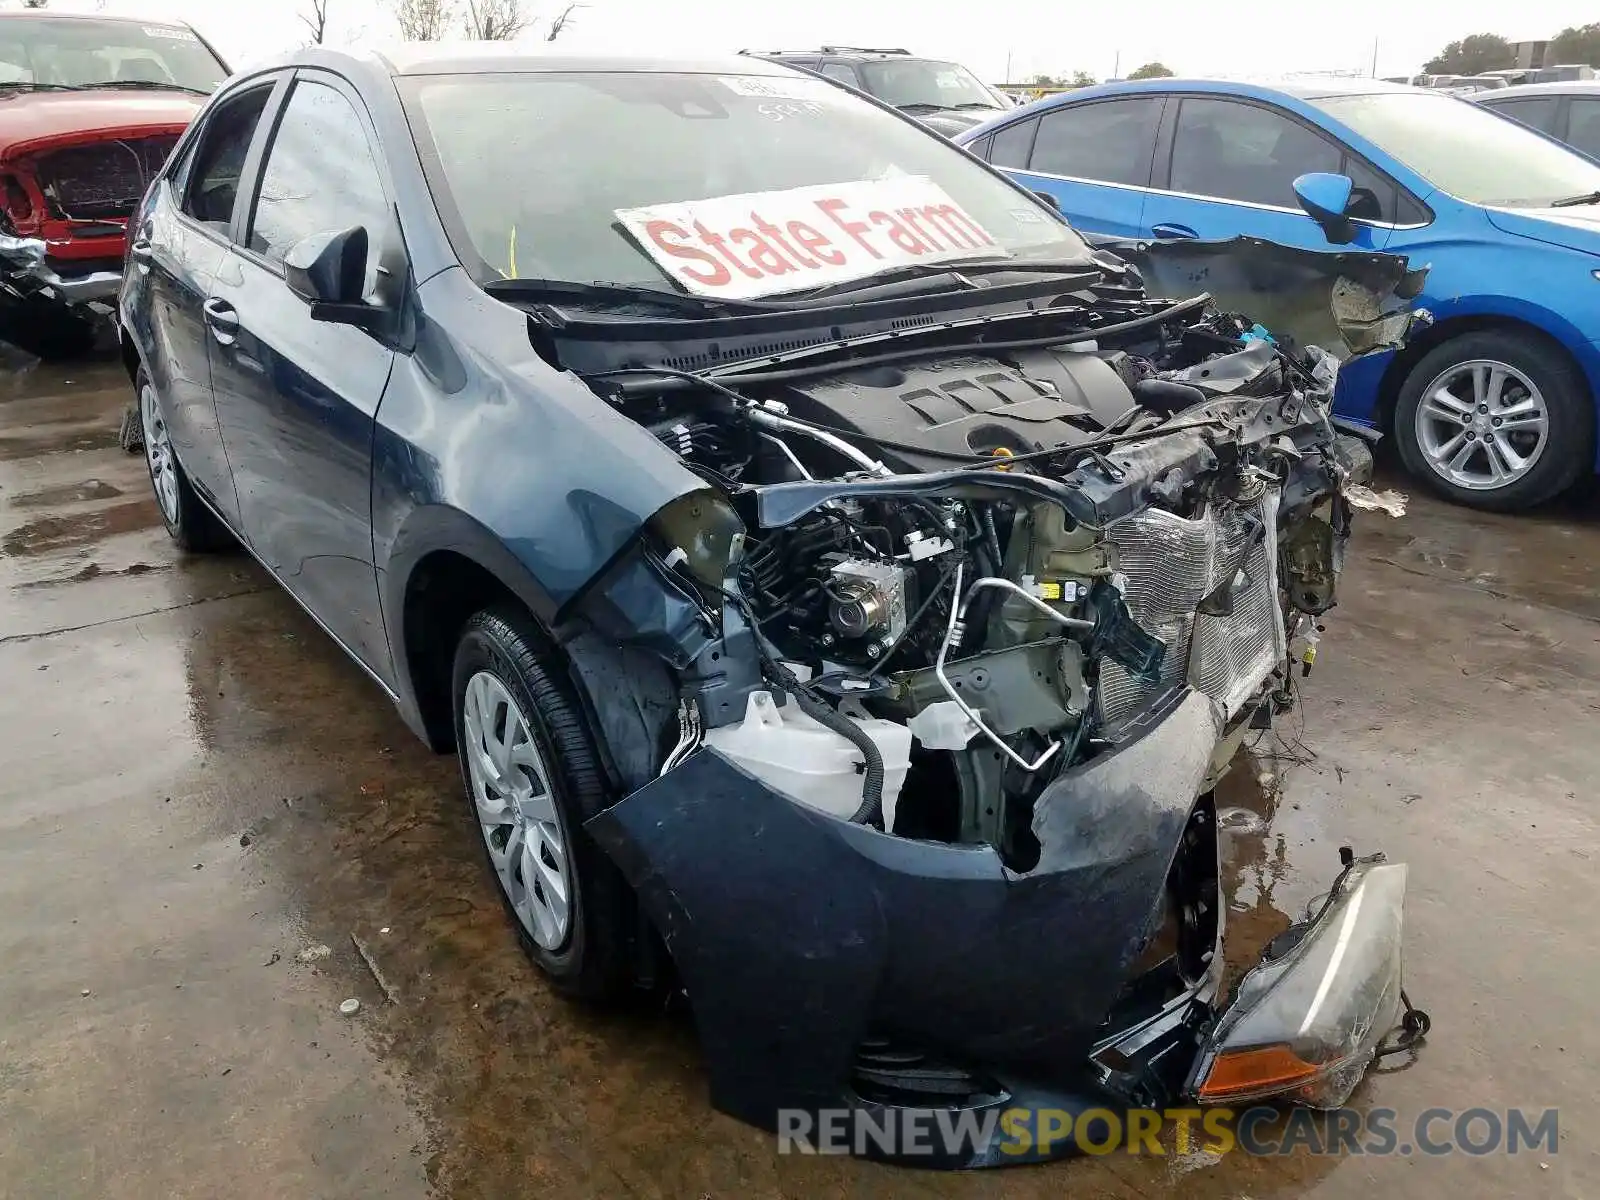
[1394,330,1593,511]
[451,607,634,999]
[136,368,233,552]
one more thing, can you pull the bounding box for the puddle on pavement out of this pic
[15,559,162,589]
[8,479,124,509]
[1356,484,1600,621]
[0,425,123,461]
[1,500,159,558]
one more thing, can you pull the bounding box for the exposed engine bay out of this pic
[579,264,1415,869]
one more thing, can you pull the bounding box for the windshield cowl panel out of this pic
[402,69,1081,302]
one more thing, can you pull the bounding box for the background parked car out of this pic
[0,9,227,356]
[1474,81,1600,163]
[741,46,1012,135]
[958,78,1600,511]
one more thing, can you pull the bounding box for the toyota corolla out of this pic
[118,46,1428,1165]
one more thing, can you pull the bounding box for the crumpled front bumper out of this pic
[0,229,122,307]
[585,686,1416,1166]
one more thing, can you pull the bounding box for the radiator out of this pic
[1097,488,1285,728]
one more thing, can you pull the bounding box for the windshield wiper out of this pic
[484,277,772,316]
[895,101,947,113]
[1550,190,1600,208]
[951,102,1002,110]
[0,82,85,93]
[778,258,1101,303]
[75,81,212,97]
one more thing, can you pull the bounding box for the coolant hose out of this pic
[790,683,885,827]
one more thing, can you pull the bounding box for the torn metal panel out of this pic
[1,227,122,306]
[1086,234,1431,359]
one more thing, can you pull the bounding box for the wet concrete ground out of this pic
[1,352,1595,1199]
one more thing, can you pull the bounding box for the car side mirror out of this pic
[1293,172,1357,244]
[285,226,387,331]
[1032,189,1061,212]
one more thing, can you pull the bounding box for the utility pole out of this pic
[1005,49,1013,84]
[1370,36,1379,78]
[1112,49,1120,79]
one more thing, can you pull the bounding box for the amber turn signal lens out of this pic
[989,446,1014,471]
[1198,1044,1319,1102]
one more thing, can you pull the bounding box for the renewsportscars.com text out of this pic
[777,1105,1560,1158]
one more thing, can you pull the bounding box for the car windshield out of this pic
[860,59,1004,110]
[403,70,1086,295]
[1315,91,1600,207]
[0,16,227,94]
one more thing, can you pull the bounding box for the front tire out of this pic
[136,368,232,552]
[1394,330,1593,511]
[451,607,634,1000]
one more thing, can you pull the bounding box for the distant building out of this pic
[1512,40,1551,69]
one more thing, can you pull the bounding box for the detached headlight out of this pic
[1194,858,1407,1109]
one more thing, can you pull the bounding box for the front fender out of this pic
[373,269,707,615]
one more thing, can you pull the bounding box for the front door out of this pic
[1142,96,1390,252]
[206,71,399,682]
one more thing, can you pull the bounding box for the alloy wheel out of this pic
[139,381,179,524]
[1413,359,1549,491]
[461,670,572,950]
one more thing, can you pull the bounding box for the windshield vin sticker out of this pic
[616,177,1007,300]
[718,75,836,101]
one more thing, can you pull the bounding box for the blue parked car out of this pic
[957,79,1600,510]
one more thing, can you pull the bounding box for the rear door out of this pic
[1142,95,1390,250]
[986,97,1163,238]
[129,78,280,529]
[205,70,401,681]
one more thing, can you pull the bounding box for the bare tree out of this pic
[21,0,50,9]
[544,2,581,41]
[463,0,529,40]
[392,0,456,40]
[301,0,331,45]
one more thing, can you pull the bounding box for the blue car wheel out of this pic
[1394,330,1595,511]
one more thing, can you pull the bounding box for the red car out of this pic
[0,10,228,353]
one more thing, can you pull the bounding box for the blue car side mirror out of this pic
[1293,172,1357,245]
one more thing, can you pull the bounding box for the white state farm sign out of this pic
[615,177,1007,300]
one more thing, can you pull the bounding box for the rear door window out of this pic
[819,62,861,87]
[988,117,1039,169]
[181,83,273,233]
[1027,99,1161,186]
[1169,97,1342,208]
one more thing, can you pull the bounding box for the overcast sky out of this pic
[30,0,1600,83]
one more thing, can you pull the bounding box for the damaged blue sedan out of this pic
[118,45,1429,1165]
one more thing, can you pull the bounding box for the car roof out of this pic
[368,44,797,77]
[0,8,195,25]
[1012,75,1425,109]
[745,47,917,61]
[1476,80,1600,100]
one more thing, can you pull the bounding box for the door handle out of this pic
[1151,223,1199,240]
[203,297,240,340]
